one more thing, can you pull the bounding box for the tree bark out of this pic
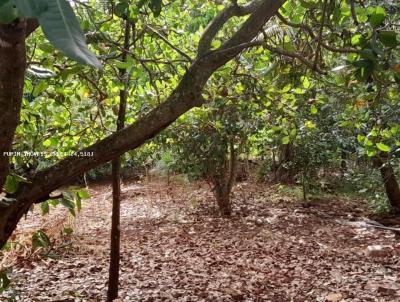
[212,140,236,217]
[107,20,131,302]
[0,0,285,248]
[0,21,26,189]
[374,157,400,213]
[273,143,295,184]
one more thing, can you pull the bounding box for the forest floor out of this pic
[1,179,400,302]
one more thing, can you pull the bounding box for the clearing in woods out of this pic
[1,180,399,301]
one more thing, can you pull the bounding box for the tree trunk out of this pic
[0,0,285,248]
[273,143,295,183]
[108,158,121,302]
[0,21,26,189]
[212,140,236,217]
[340,149,347,177]
[374,157,400,213]
[216,192,232,217]
[107,20,131,302]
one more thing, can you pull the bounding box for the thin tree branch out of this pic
[146,25,192,62]
[276,12,359,54]
[197,0,263,57]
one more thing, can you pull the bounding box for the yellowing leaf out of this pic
[376,142,390,152]
[310,105,318,114]
[305,120,316,129]
[281,136,290,145]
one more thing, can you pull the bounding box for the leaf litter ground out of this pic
[1,180,399,301]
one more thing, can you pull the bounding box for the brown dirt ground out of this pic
[1,180,399,302]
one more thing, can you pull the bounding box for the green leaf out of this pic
[0,269,11,293]
[77,189,90,199]
[1,242,12,252]
[366,149,376,157]
[360,49,377,61]
[4,175,17,194]
[369,6,386,28]
[114,2,128,17]
[376,142,390,152]
[149,0,162,17]
[60,195,76,216]
[281,136,290,145]
[32,230,50,249]
[63,227,73,235]
[32,80,49,97]
[310,105,318,114]
[301,76,311,89]
[378,31,398,47]
[38,0,102,68]
[299,0,317,9]
[76,194,82,211]
[0,1,18,24]
[305,120,316,129]
[364,137,373,147]
[41,201,50,215]
[13,0,47,17]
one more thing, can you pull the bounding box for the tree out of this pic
[0,0,285,248]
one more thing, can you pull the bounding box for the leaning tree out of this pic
[2,0,395,249]
[0,0,286,248]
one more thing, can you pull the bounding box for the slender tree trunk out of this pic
[213,140,236,217]
[0,21,26,188]
[107,20,131,302]
[340,149,347,177]
[273,143,295,183]
[216,192,232,216]
[374,157,400,213]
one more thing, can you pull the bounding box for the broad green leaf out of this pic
[301,76,311,89]
[351,34,363,46]
[32,230,50,249]
[60,195,76,216]
[0,269,11,293]
[76,194,82,211]
[366,149,376,157]
[114,2,128,17]
[0,1,18,24]
[77,189,90,199]
[360,49,377,61]
[369,7,386,28]
[378,31,398,47]
[149,0,162,17]
[281,136,290,145]
[64,227,73,235]
[32,80,49,97]
[13,0,47,17]
[299,0,317,9]
[38,0,102,68]
[376,142,390,152]
[4,175,17,194]
[41,201,49,215]
[305,120,316,129]
[364,137,373,147]
[310,105,318,114]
